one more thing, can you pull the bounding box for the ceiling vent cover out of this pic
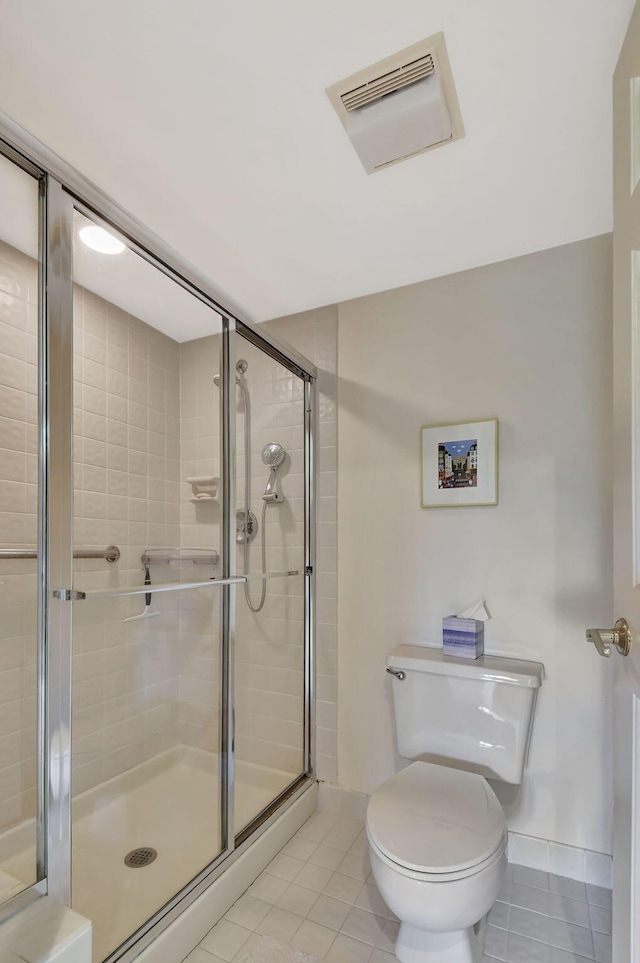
[327,33,464,174]
[341,54,435,112]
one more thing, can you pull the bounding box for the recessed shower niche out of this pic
[0,141,316,963]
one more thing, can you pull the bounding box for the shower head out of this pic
[262,443,285,468]
[262,443,286,502]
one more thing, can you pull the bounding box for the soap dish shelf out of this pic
[187,476,218,502]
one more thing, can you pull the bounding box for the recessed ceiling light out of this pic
[79,225,126,255]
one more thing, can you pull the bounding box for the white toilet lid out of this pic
[367,761,506,874]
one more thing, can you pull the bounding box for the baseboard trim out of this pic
[318,784,612,888]
[507,831,612,888]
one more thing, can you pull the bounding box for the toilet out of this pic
[367,645,543,963]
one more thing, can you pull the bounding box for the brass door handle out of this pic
[586,618,631,657]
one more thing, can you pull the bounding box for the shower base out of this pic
[0,746,296,963]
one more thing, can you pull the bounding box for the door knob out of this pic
[585,618,631,657]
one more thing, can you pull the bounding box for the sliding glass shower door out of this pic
[70,208,227,963]
[233,332,311,838]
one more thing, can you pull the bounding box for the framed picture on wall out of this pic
[421,418,498,508]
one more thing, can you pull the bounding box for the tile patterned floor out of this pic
[184,810,612,963]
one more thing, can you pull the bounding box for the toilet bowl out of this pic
[367,761,507,962]
[367,762,508,963]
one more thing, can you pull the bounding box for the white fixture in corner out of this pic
[79,224,126,254]
[326,32,464,174]
[187,476,218,503]
[368,645,543,963]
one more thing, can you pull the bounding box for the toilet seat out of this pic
[366,761,507,877]
[368,825,507,883]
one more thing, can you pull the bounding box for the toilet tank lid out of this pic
[387,645,544,688]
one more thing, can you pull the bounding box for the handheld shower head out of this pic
[262,443,285,501]
[262,443,285,468]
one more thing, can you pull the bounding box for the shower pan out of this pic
[0,116,317,963]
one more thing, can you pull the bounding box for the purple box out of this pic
[442,616,484,660]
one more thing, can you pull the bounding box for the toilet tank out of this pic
[387,645,544,784]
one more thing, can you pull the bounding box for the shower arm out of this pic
[263,466,283,502]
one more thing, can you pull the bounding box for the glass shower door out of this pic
[70,208,228,962]
[232,330,310,839]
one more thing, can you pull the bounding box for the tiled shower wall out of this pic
[0,239,38,834]
[178,335,221,756]
[71,284,183,795]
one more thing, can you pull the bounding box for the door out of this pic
[613,5,640,960]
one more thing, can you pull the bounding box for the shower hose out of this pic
[244,499,268,613]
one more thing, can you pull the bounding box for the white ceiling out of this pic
[0,1,634,324]
[0,155,221,340]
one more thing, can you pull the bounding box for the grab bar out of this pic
[0,545,121,562]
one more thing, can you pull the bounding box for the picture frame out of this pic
[420,418,498,508]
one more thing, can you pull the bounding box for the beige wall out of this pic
[337,235,614,855]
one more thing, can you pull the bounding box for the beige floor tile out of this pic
[230,933,264,963]
[295,862,334,892]
[290,919,337,958]
[267,853,306,881]
[184,950,225,963]
[323,873,363,904]
[307,811,339,832]
[200,920,252,962]
[354,885,391,920]
[224,894,272,931]
[348,837,369,857]
[334,818,364,837]
[255,906,304,942]
[308,894,351,931]
[283,837,318,861]
[276,883,319,917]
[325,933,374,963]
[375,920,399,954]
[309,845,345,872]
[246,873,289,904]
[297,818,334,844]
[323,829,359,853]
[369,951,396,963]
[341,908,386,946]
[337,854,370,882]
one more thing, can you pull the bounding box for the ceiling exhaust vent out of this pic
[340,54,436,112]
[327,33,464,174]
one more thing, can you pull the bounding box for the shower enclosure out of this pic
[0,120,316,963]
